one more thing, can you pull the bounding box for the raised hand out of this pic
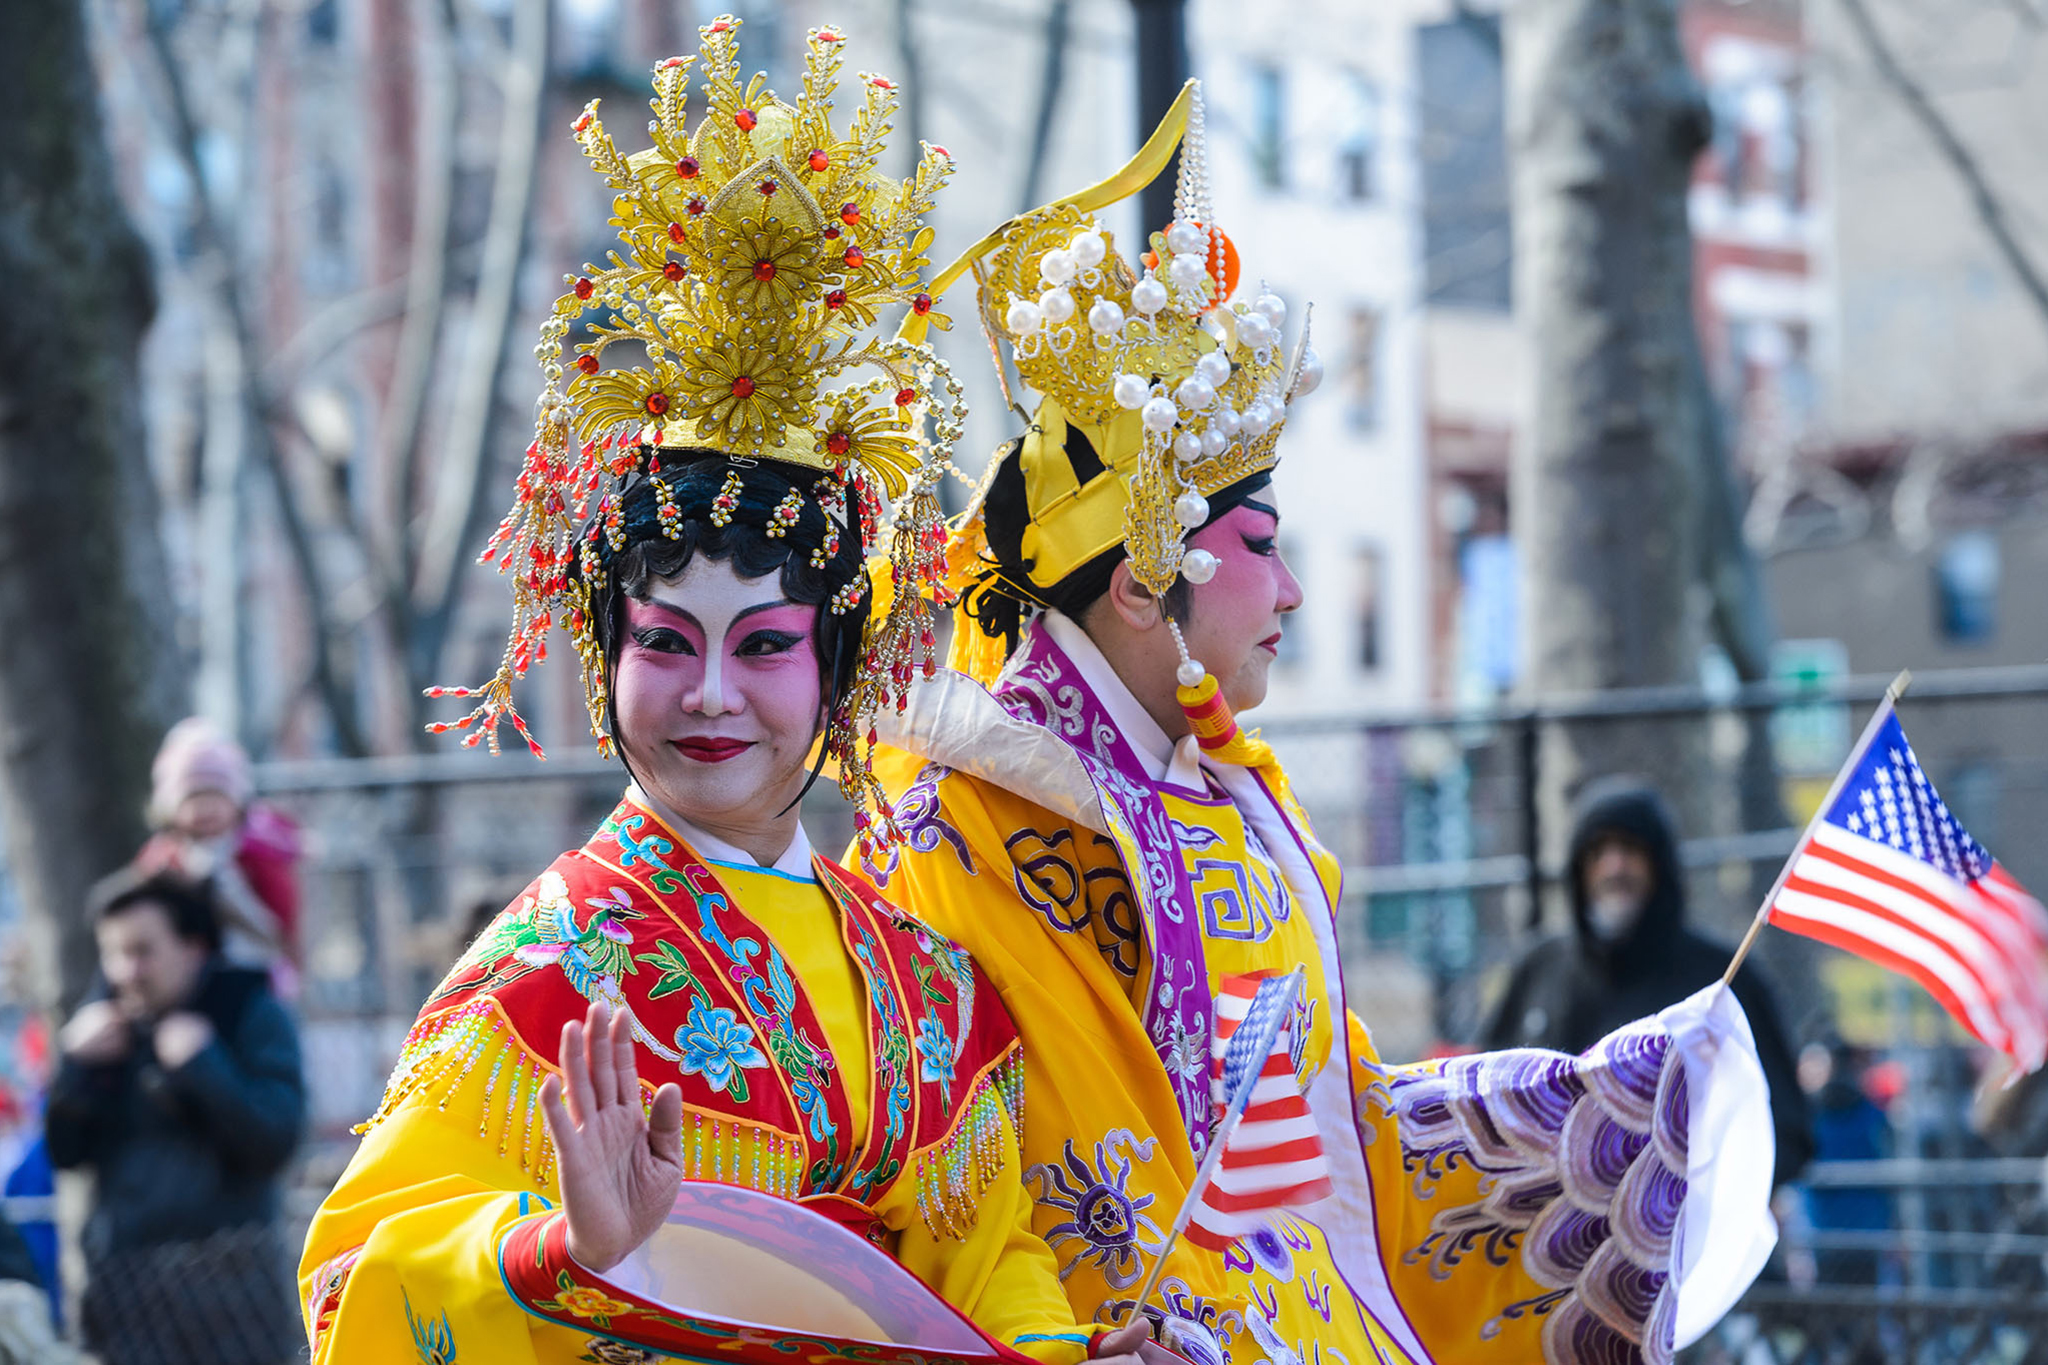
[540,1001,686,1274]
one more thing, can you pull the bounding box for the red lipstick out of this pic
[673,737,753,763]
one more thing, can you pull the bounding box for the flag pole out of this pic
[1122,969,1306,1322]
[1721,669,1913,988]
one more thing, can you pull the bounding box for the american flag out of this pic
[1184,970,1332,1252]
[1768,709,2048,1072]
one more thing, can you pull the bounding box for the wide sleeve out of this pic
[892,1100,1100,1365]
[1343,982,1776,1365]
[300,1011,667,1364]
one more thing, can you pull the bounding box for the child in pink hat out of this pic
[138,719,301,992]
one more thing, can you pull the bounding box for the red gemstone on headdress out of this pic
[735,108,758,132]
[843,247,865,268]
[826,431,852,456]
[807,148,830,173]
[839,202,860,225]
[687,195,707,216]
[823,226,841,240]
[573,112,593,132]
[869,76,896,90]
[931,144,951,158]
[731,376,756,398]
[663,261,686,282]
[646,392,670,415]
[708,19,731,33]
[576,355,599,374]
[816,27,842,42]
[825,289,847,309]
[676,156,700,179]
[573,276,594,300]
[912,293,932,315]
[894,388,916,407]
[668,221,686,243]
[753,260,776,282]
[659,55,686,69]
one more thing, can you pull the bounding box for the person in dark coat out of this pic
[45,868,304,1365]
[1482,777,1814,1185]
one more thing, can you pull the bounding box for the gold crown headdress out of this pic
[432,16,964,845]
[905,82,1323,758]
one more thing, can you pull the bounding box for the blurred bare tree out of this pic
[1507,0,1725,834]
[101,0,553,757]
[0,0,186,1006]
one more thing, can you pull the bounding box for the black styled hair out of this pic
[579,449,870,801]
[89,866,223,953]
[969,428,1274,658]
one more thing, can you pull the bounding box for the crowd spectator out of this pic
[46,868,304,1365]
[0,1205,80,1365]
[136,718,302,992]
[1798,1037,1894,1286]
[1483,776,1815,1184]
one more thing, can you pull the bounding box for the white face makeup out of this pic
[610,555,825,860]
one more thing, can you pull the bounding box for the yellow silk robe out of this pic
[301,796,1102,1365]
[864,616,1703,1365]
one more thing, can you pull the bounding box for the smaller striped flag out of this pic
[1767,708,2048,1073]
[1185,970,1332,1252]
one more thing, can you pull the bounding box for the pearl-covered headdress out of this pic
[907,81,1323,757]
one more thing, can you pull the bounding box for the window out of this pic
[1353,545,1383,671]
[1458,524,1517,694]
[1338,74,1380,202]
[1935,530,1999,644]
[1250,64,1286,190]
[1344,306,1381,431]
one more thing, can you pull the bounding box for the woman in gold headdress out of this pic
[860,84,1778,1365]
[297,20,1163,1365]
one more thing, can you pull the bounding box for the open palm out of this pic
[541,1001,686,1274]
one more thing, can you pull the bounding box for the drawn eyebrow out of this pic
[636,595,801,634]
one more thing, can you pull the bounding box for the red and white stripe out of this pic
[1770,821,2048,1072]
[1185,975,1332,1252]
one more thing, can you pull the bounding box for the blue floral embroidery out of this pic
[913,1014,957,1107]
[1024,1129,1162,1290]
[674,1003,768,1101]
[844,920,912,1196]
[611,814,676,873]
[404,1288,457,1364]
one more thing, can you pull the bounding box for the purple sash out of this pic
[993,622,1216,1155]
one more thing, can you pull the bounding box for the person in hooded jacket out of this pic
[1482,776,1814,1185]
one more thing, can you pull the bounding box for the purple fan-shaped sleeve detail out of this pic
[1540,1299,1640,1365]
[1521,1202,1611,1285]
[1388,1015,1695,1365]
[1652,1056,1689,1173]
[1560,1105,1650,1213]
[1609,1151,1683,1265]
[1576,1025,1669,1134]
[1578,1240,1667,1333]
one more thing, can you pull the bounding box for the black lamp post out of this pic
[1130,0,1189,238]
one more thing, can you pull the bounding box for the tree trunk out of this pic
[1506,0,1714,873]
[0,0,186,1008]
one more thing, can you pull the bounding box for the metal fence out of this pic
[248,662,2048,1359]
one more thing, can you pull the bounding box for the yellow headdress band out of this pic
[433,16,963,848]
